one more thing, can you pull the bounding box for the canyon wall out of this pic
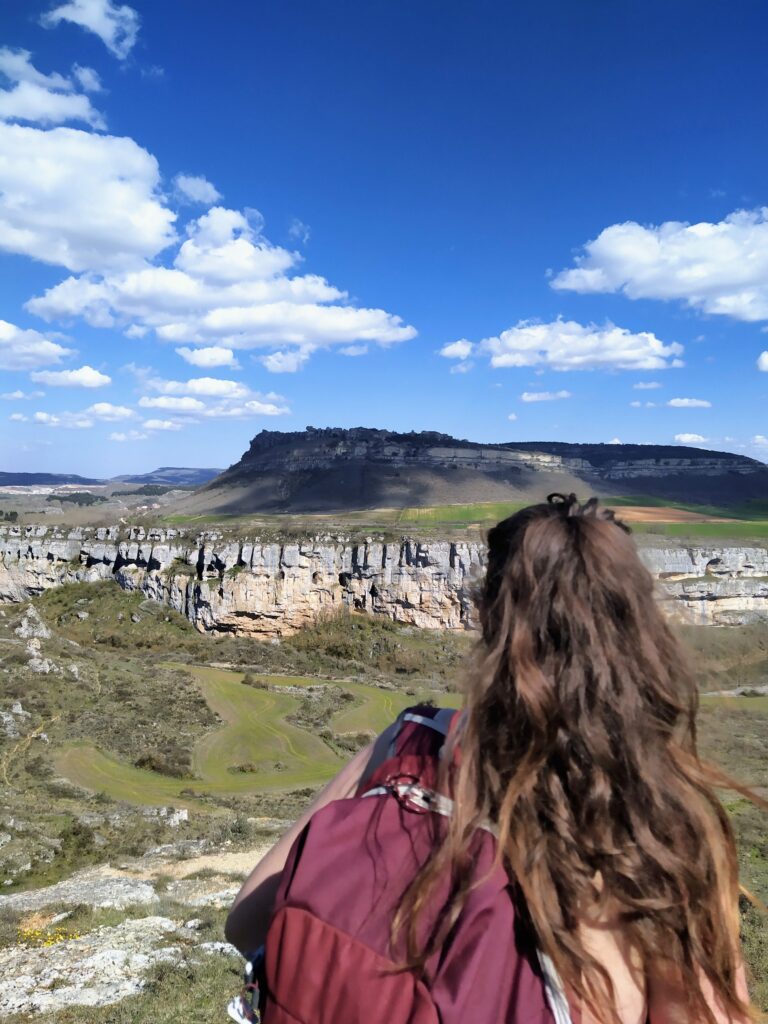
[1,524,767,634]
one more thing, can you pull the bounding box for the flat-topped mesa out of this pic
[189,428,768,515]
[1,524,767,632]
[229,429,761,479]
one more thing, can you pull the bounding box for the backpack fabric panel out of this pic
[262,704,560,1024]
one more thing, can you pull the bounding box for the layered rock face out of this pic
[2,525,767,633]
[189,428,768,513]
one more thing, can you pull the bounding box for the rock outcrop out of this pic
[187,428,768,513]
[1,524,767,631]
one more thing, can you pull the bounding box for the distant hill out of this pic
[174,427,768,514]
[111,467,223,486]
[0,472,103,487]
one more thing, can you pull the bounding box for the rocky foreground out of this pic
[1,524,768,632]
[0,835,272,1016]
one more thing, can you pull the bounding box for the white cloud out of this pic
[41,0,140,60]
[758,351,768,371]
[552,208,768,323]
[259,349,313,373]
[439,339,474,360]
[470,319,683,372]
[507,412,518,421]
[31,365,111,387]
[339,344,368,357]
[174,173,221,205]
[138,395,206,412]
[608,437,622,444]
[521,390,572,402]
[142,418,181,431]
[124,324,148,339]
[0,48,70,90]
[0,319,73,370]
[34,410,92,428]
[0,123,176,272]
[449,361,474,374]
[674,433,708,443]
[9,412,28,422]
[147,376,248,398]
[85,401,133,420]
[629,400,657,408]
[753,434,768,447]
[667,397,712,408]
[27,204,416,370]
[175,207,296,282]
[72,65,102,92]
[175,345,239,368]
[288,218,310,244]
[0,49,104,129]
[201,397,289,418]
[110,429,147,441]
[633,381,662,390]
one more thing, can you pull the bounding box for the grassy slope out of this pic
[53,664,463,804]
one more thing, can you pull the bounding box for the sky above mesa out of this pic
[1,0,768,476]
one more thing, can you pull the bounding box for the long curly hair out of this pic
[394,493,764,1023]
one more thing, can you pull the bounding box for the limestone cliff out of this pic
[177,428,768,514]
[1,525,766,633]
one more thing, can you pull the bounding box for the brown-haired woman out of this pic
[227,494,763,1023]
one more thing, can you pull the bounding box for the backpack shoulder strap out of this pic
[387,704,461,758]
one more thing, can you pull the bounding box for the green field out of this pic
[54,665,461,805]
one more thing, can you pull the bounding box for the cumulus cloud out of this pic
[449,361,473,375]
[175,345,239,368]
[201,397,289,418]
[552,208,768,323]
[630,400,657,408]
[674,433,708,443]
[84,401,132,419]
[439,339,474,360]
[758,351,768,371]
[34,409,92,428]
[441,319,683,372]
[259,350,312,373]
[633,381,662,390]
[138,395,206,412]
[142,418,181,431]
[30,365,111,387]
[0,123,176,273]
[507,412,518,421]
[41,0,140,60]
[667,397,712,408]
[27,204,416,370]
[72,64,102,92]
[3,390,31,400]
[521,390,572,402]
[9,412,28,422]
[146,375,249,399]
[339,344,368,357]
[753,434,768,447]
[0,49,105,128]
[110,429,147,441]
[174,174,221,205]
[0,320,73,370]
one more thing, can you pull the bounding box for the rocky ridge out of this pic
[2,524,767,629]
[185,427,768,513]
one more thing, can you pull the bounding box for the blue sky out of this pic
[1,0,767,476]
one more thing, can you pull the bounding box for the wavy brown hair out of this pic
[394,493,765,1023]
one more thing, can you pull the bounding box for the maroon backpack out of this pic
[260,705,574,1024]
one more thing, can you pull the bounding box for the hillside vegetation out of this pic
[0,580,765,1017]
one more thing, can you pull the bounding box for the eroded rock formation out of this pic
[1,524,767,632]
